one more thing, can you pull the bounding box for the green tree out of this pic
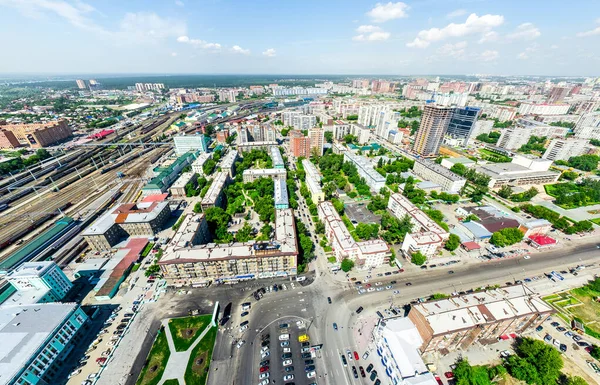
[203,159,216,175]
[281,128,290,136]
[589,345,600,360]
[347,114,358,121]
[145,264,160,277]
[445,234,461,251]
[563,376,589,385]
[343,134,358,144]
[453,358,493,385]
[235,222,254,242]
[411,251,427,266]
[324,131,333,143]
[490,228,524,247]
[341,258,355,272]
[315,220,325,234]
[498,185,513,199]
[560,171,579,181]
[511,337,563,385]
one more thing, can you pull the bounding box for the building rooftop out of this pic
[270,147,284,168]
[192,152,212,166]
[6,261,54,280]
[82,201,169,236]
[171,214,205,249]
[171,172,196,190]
[319,201,357,251]
[522,219,552,229]
[243,168,286,177]
[344,152,385,184]
[201,171,229,206]
[220,150,238,170]
[461,221,493,239]
[443,157,476,165]
[141,193,169,203]
[414,159,466,182]
[274,179,289,207]
[143,152,195,191]
[388,194,447,236]
[476,162,559,180]
[0,303,80,384]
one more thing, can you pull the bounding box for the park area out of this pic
[135,328,171,385]
[184,326,218,385]
[168,315,213,352]
[545,180,600,209]
[543,279,600,339]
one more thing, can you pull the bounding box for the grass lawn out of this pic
[184,325,218,385]
[478,148,512,163]
[162,380,180,385]
[168,314,213,352]
[327,256,336,263]
[590,218,600,226]
[544,287,600,339]
[544,183,600,209]
[135,328,171,385]
[132,263,141,272]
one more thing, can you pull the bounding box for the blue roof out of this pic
[462,221,492,239]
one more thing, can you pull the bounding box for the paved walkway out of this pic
[158,319,214,385]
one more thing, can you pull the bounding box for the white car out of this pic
[261,346,269,353]
[283,374,294,381]
[307,371,316,378]
[261,351,270,359]
[283,359,293,366]
[236,340,245,349]
[68,369,81,379]
[239,325,248,332]
[259,372,270,379]
[283,347,291,353]
[367,288,375,292]
[524,255,531,260]
[393,290,400,294]
[87,373,98,380]
[258,379,269,385]
[375,282,383,286]
[376,287,384,291]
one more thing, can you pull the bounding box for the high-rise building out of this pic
[574,112,600,140]
[291,114,317,130]
[218,90,237,103]
[308,127,324,157]
[289,130,311,158]
[75,79,86,89]
[543,138,593,161]
[412,105,454,157]
[445,106,480,146]
[547,86,570,103]
[0,120,72,149]
[6,261,73,303]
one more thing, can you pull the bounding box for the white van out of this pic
[296,276,306,282]
[278,334,290,341]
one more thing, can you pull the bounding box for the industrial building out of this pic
[412,159,466,194]
[242,168,286,183]
[318,201,390,268]
[82,201,171,251]
[0,119,72,148]
[408,285,553,354]
[0,302,88,385]
[343,152,386,193]
[302,159,325,203]
[200,171,230,210]
[158,209,298,286]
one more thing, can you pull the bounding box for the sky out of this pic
[0,0,599,76]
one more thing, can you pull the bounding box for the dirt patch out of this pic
[191,351,209,375]
[562,354,597,385]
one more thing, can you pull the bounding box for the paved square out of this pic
[345,203,381,225]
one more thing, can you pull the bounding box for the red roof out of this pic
[528,234,557,246]
[461,241,481,251]
[500,335,509,340]
[141,193,169,203]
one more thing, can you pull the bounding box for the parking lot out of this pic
[344,202,381,225]
[253,319,320,385]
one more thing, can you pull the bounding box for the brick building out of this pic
[0,120,71,148]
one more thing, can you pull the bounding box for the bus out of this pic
[550,271,564,282]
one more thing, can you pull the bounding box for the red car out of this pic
[434,375,443,385]
[585,346,593,353]
[444,371,454,379]
[365,284,372,288]
[353,351,359,361]
[259,366,269,373]
[96,357,107,366]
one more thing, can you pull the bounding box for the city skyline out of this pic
[0,0,599,75]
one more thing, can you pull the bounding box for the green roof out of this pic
[173,121,186,127]
[0,216,75,273]
[143,152,195,191]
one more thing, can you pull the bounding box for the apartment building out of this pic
[242,168,287,183]
[270,147,285,169]
[237,141,278,153]
[412,159,466,194]
[274,179,289,209]
[332,121,351,141]
[349,123,371,144]
[83,201,171,251]
[170,172,197,198]
[387,193,449,258]
[574,112,600,140]
[517,103,570,115]
[220,150,239,177]
[343,152,386,193]
[200,171,230,210]
[0,120,72,149]
[408,285,553,354]
[191,152,213,175]
[289,130,311,158]
[308,127,324,157]
[543,138,593,161]
[413,105,454,157]
[497,119,569,150]
[158,209,298,285]
[218,89,237,102]
[318,201,390,268]
[302,159,325,203]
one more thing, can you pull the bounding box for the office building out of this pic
[517,103,570,115]
[158,209,298,285]
[270,147,285,169]
[318,202,390,268]
[475,155,559,188]
[169,172,197,198]
[308,127,324,157]
[82,201,171,251]
[343,152,386,193]
[412,159,466,194]
[445,106,480,146]
[0,303,88,385]
[191,152,213,175]
[5,261,73,305]
[374,318,439,385]
[219,150,238,177]
[543,138,593,161]
[274,179,289,209]
[200,171,230,210]
[142,152,195,196]
[302,159,324,203]
[574,112,600,140]
[413,105,454,157]
[0,120,71,149]
[173,134,209,155]
[75,79,86,89]
[388,193,449,258]
[290,130,311,158]
[242,168,286,183]
[408,285,553,354]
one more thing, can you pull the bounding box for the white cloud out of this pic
[551,44,559,49]
[177,35,221,50]
[446,9,466,19]
[507,22,541,40]
[479,50,499,62]
[437,41,468,58]
[367,2,409,23]
[119,12,186,43]
[175,0,184,6]
[478,31,498,43]
[171,52,178,57]
[517,52,529,60]
[407,13,504,48]
[262,48,276,57]
[577,19,600,37]
[231,45,250,54]
[352,25,390,41]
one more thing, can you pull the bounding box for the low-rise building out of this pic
[270,147,285,169]
[412,159,466,194]
[476,155,560,188]
[343,152,386,193]
[142,152,195,196]
[318,201,390,268]
[82,201,171,251]
[408,285,553,354]
[169,172,197,198]
[242,168,286,183]
[200,171,230,210]
[158,209,298,285]
[191,152,213,175]
[0,303,88,385]
[518,219,552,237]
[302,159,325,203]
[440,157,476,170]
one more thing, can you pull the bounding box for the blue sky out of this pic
[0,0,599,75]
